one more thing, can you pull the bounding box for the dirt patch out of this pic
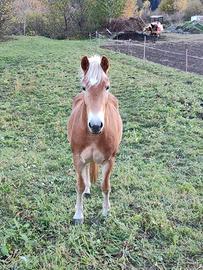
[112,31,157,41]
[102,36,203,75]
[107,17,146,33]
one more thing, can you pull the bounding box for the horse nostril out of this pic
[88,121,103,134]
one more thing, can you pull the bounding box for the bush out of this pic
[45,13,68,39]
[159,0,176,13]
[0,0,13,38]
[174,0,188,12]
[183,0,203,20]
[25,13,47,36]
[26,13,67,39]
[164,12,185,25]
[139,0,151,20]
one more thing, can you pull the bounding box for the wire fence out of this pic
[91,34,203,74]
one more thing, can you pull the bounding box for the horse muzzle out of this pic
[88,121,103,134]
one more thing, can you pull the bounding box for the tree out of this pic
[0,0,13,37]
[159,0,192,13]
[10,0,136,39]
[159,0,176,13]
[66,0,91,35]
[123,0,138,18]
[47,0,93,37]
[140,0,151,17]
[13,0,46,35]
[90,0,125,26]
[174,0,188,12]
[48,0,70,35]
[183,0,203,20]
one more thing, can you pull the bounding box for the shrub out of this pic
[174,0,188,12]
[0,0,13,38]
[164,12,185,25]
[183,0,203,20]
[25,13,47,36]
[159,0,176,13]
[140,0,151,19]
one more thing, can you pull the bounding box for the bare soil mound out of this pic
[107,17,146,33]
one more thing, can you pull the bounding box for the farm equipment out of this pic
[176,20,203,34]
[108,17,164,41]
[143,21,164,37]
[150,15,164,24]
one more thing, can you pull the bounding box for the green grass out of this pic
[0,36,202,270]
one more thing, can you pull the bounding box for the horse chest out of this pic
[80,144,107,164]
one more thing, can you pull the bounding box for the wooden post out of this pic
[23,17,26,36]
[186,48,188,72]
[143,36,146,60]
[98,33,100,48]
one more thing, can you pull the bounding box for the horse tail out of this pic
[90,162,99,183]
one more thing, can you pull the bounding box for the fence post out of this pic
[186,48,188,72]
[143,36,146,60]
[98,33,100,48]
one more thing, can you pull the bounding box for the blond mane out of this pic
[81,55,106,87]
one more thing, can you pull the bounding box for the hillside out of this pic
[0,37,202,269]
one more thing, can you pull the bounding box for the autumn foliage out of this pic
[159,0,203,14]
[123,0,137,18]
[0,0,13,36]
[1,0,203,39]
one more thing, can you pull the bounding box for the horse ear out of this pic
[101,56,109,73]
[81,56,89,73]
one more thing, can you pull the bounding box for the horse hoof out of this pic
[72,218,84,225]
[84,193,91,198]
[102,210,109,218]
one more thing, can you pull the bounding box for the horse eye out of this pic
[106,86,110,90]
[82,86,86,91]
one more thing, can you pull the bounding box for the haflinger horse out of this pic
[68,55,122,224]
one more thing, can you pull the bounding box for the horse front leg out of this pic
[84,164,91,198]
[73,156,86,225]
[101,158,114,217]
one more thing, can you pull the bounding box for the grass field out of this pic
[0,37,202,270]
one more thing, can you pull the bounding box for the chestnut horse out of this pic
[68,55,122,224]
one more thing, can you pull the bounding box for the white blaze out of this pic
[88,111,104,130]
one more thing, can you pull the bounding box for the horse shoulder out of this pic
[108,93,119,109]
[106,93,122,148]
[68,92,84,142]
[72,92,84,109]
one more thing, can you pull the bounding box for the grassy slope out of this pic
[0,37,202,270]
